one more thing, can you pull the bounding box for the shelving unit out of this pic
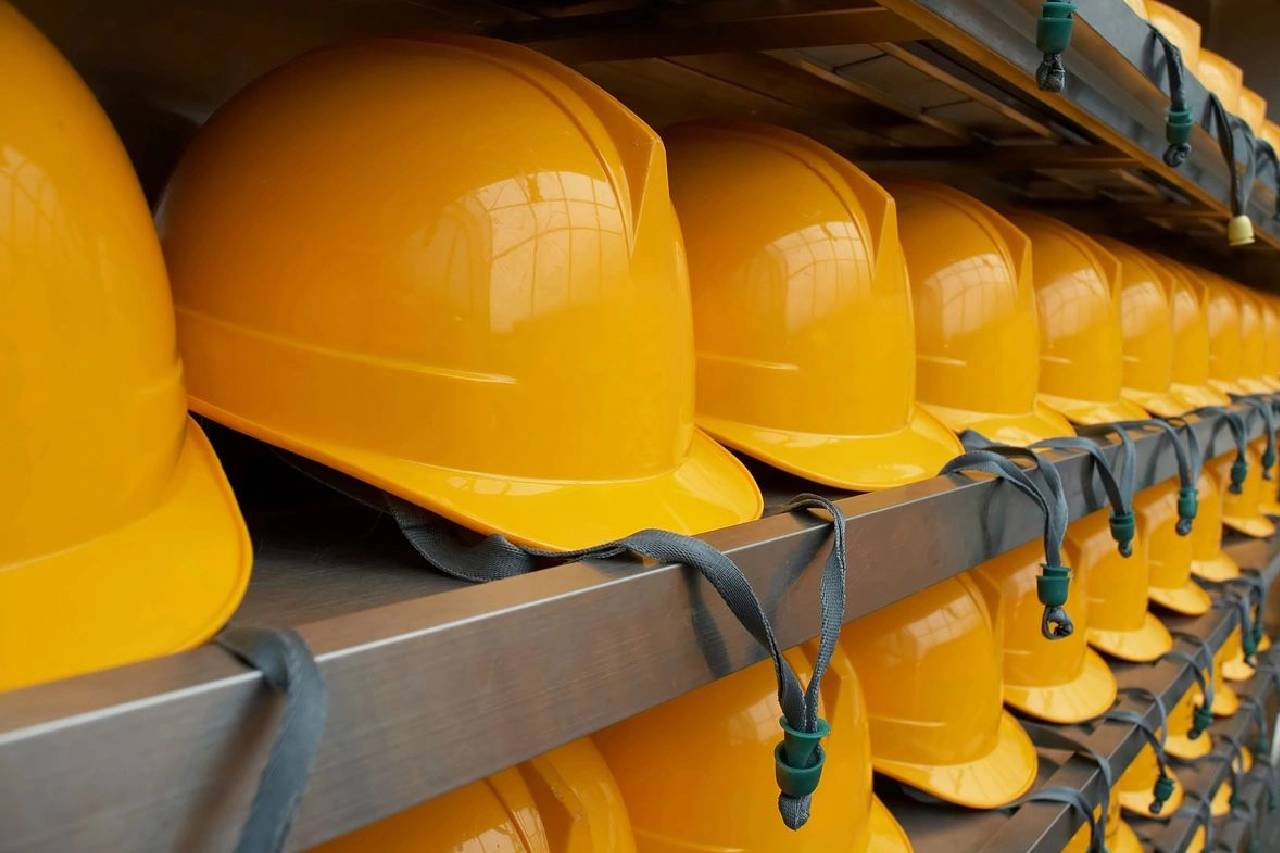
[8,1,1280,851]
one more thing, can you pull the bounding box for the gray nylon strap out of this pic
[215,626,329,853]
[1236,396,1276,479]
[1166,638,1215,712]
[1193,406,1249,477]
[1090,419,1193,503]
[1149,25,1191,167]
[1034,430,1135,518]
[1012,721,1111,852]
[1175,797,1213,850]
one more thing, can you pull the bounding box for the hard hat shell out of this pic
[1204,272,1271,395]
[595,642,911,852]
[1221,623,1256,682]
[1141,480,1210,615]
[891,182,1073,446]
[1261,297,1280,388]
[1116,743,1185,818]
[0,1,250,691]
[1239,89,1268,136]
[1148,1,1202,70]
[1163,259,1232,409]
[311,738,637,853]
[1221,438,1277,538]
[1070,510,1172,662]
[1165,686,1213,760]
[665,121,960,491]
[1197,50,1244,113]
[968,540,1118,723]
[1190,456,1241,581]
[1234,287,1280,391]
[1064,788,1143,853]
[159,34,762,551]
[1096,239,1188,417]
[842,575,1038,808]
[1009,213,1148,425]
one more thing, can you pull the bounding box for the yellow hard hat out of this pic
[1234,287,1280,391]
[310,738,637,853]
[1063,788,1144,853]
[1116,744,1184,818]
[159,34,762,551]
[1191,455,1242,581]
[665,121,960,491]
[1197,50,1244,113]
[1239,88,1268,135]
[1195,636,1240,717]
[1261,297,1280,389]
[1119,0,1149,19]
[1204,272,1271,395]
[968,540,1117,722]
[842,575,1038,808]
[1222,438,1276,538]
[1009,213,1149,425]
[891,182,1073,446]
[1141,479,1210,614]
[1070,510,1172,662]
[0,1,250,692]
[1147,1,1202,70]
[1165,685,1213,760]
[1221,621,1257,682]
[1163,259,1232,409]
[1207,746,1252,817]
[1096,239,1188,417]
[595,642,911,852]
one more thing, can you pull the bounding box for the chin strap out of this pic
[950,436,1072,639]
[1175,795,1214,851]
[1083,419,1197,534]
[1239,695,1279,813]
[1212,730,1250,815]
[215,626,329,853]
[1206,92,1257,247]
[1103,687,1175,814]
[1235,396,1277,480]
[278,449,848,830]
[1009,721,1113,853]
[1193,407,1250,494]
[1150,25,1193,167]
[1217,589,1260,665]
[1164,635,1216,740]
[1033,425,1136,555]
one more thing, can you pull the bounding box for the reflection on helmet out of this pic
[1190,456,1242,581]
[891,182,1072,446]
[1070,510,1172,662]
[1203,272,1269,395]
[666,121,960,491]
[310,738,638,853]
[160,33,762,552]
[0,1,250,691]
[595,643,911,852]
[1234,287,1280,391]
[842,575,1038,808]
[1007,213,1148,425]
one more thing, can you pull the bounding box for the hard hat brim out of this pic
[1037,393,1150,427]
[1122,387,1189,419]
[1148,579,1212,615]
[1190,552,1241,582]
[1117,768,1184,818]
[1221,511,1276,539]
[697,404,962,492]
[0,418,251,691]
[1088,611,1172,663]
[1003,647,1117,724]
[1166,728,1213,761]
[1211,681,1239,716]
[1170,382,1232,409]
[919,400,1074,448]
[1112,818,1144,853]
[1210,377,1264,396]
[194,396,763,549]
[873,710,1038,809]
[1222,653,1256,683]
[1210,779,1232,817]
[1259,497,1280,516]
[869,794,912,851]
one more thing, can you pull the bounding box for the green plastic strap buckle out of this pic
[1151,773,1176,813]
[1177,485,1198,529]
[1036,1,1077,53]
[1264,446,1276,476]
[1191,705,1214,738]
[1232,456,1249,493]
[1110,511,1136,555]
[775,717,831,799]
[1037,563,1071,607]
[1167,107,1193,145]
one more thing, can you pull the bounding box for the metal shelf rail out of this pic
[0,408,1264,852]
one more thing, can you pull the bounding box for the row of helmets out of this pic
[1131,0,1278,149]
[2,1,1275,849]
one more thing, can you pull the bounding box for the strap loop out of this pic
[1149,26,1192,166]
[216,626,329,853]
[1034,428,1136,554]
[1193,407,1249,493]
[1090,419,1196,534]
